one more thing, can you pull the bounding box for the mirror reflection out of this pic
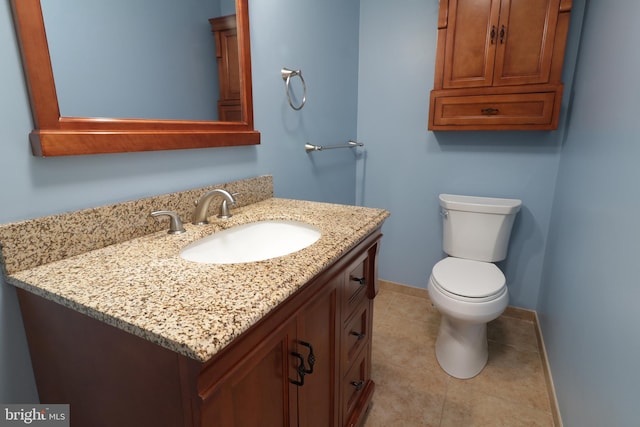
[41,0,238,122]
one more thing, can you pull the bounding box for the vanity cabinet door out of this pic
[199,274,341,427]
[200,319,298,427]
[296,277,340,427]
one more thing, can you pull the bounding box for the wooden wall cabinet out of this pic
[209,15,242,122]
[428,0,573,131]
[17,229,382,427]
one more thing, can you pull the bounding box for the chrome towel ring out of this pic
[281,67,307,110]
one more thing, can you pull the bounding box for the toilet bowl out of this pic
[429,194,521,379]
[428,257,508,379]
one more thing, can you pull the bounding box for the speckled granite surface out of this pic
[0,175,273,276]
[0,177,389,362]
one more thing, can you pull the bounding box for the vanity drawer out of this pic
[343,257,368,318]
[342,300,371,368]
[432,92,557,128]
[341,343,373,427]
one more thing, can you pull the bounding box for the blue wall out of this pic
[0,0,360,402]
[539,0,640,425]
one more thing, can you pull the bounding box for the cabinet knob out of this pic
[500,25,506,44]
[351,381,365,391]
[490,25,496,44]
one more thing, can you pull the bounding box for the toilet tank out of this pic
[440,194,522,262]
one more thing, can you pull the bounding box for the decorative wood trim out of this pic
[437,0,449,29]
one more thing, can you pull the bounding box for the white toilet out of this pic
[428,194,521,379]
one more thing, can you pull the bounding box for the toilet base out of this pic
[435,316,488,379]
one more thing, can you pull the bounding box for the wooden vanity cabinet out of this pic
[196,230,381,427]
[197,274,340,427]
[17,229,382,427]
[428,0,572,130]
[209,15,241,121]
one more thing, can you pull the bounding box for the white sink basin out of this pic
[180,220,321,264]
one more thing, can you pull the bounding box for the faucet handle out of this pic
[218,192,240,219]
[150,210,186,234]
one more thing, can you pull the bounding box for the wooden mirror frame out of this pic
[10,0,260,157]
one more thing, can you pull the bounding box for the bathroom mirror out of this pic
[10,0,259,157]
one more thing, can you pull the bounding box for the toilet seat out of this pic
[431,257,506,302]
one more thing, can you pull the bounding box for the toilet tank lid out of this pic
[439,194,522,215]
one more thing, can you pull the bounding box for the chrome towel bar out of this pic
[305,140,364,153]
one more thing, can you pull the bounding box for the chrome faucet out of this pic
[192,189,237,224]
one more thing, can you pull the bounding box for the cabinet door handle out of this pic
[500,25,506,44]
[351,381,365,391]
[289,352,306,386]
[481,108,499,115]
[299,341,315,374]
[350,276,366,285]
[490,25,496,44]
[350,330,366,340]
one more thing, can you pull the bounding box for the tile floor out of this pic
[363,283,555,427]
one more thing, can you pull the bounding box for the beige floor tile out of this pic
[365,285,555,426]
[454,342,551,412]
[488,316,539,352]
[441,381,554,427]
[366,362,446,427]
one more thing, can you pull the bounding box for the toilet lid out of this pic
[432,257,505,298]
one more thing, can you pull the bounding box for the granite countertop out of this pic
[6,197,389,362]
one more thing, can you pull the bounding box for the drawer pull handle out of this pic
[481,108,499,115]
[289,352,306,386]
[350,331,366,340]
[490,25,496,44]
[500,25,506,44]
[350,276,366,285]
[351,381,365,391]
[299,341,315,374]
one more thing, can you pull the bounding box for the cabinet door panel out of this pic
[493,0,560,86]
[443,0,500,89]
[201,321,298,427]
[297,281,340,427]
